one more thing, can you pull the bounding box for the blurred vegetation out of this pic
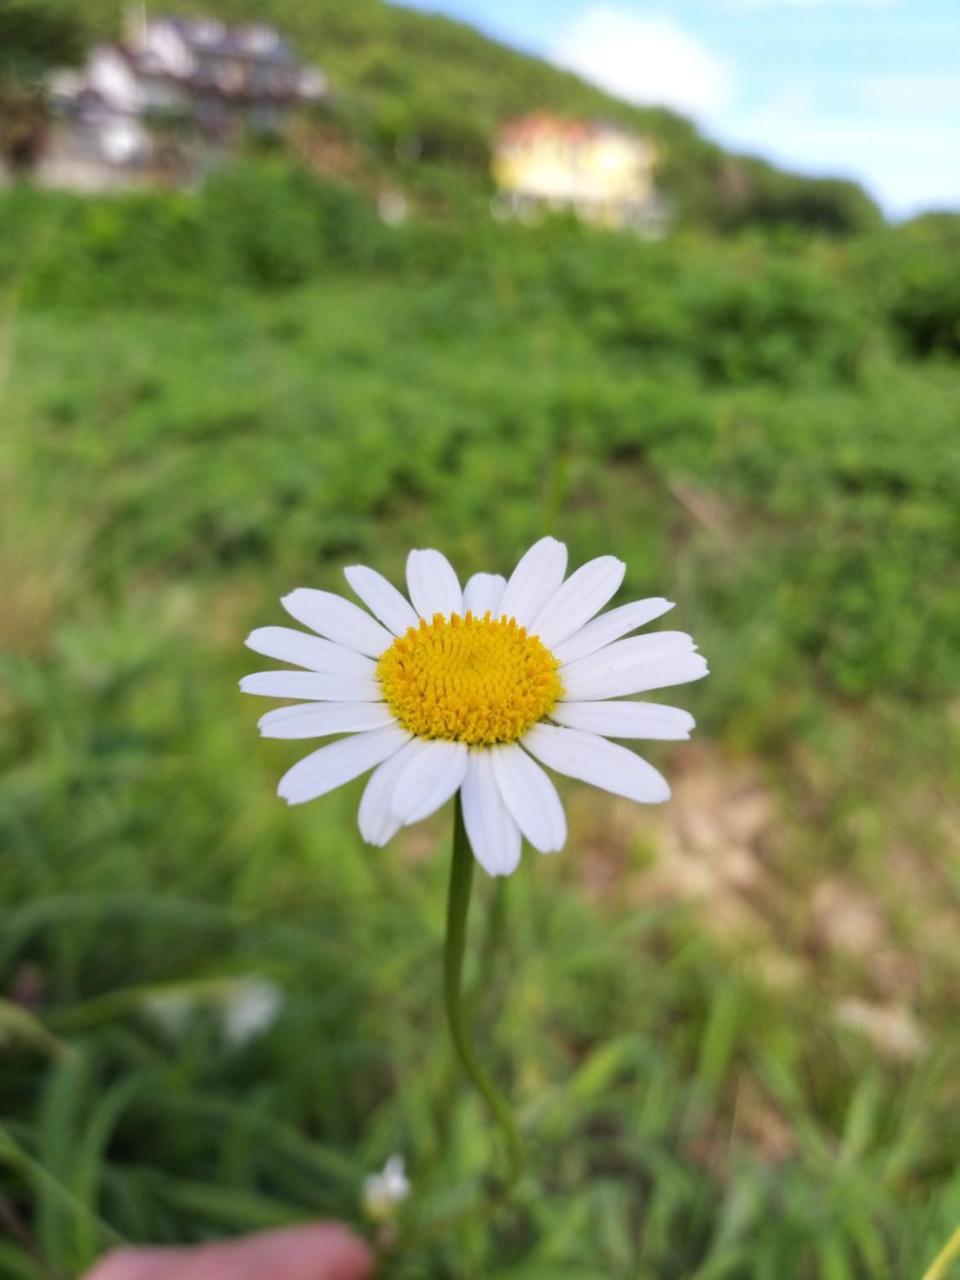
[67,0,888,235]
[0,0,87,172]
[1,0,960,1272]
[1,162,959,1278]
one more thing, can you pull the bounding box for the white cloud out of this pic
[860,73,960,113]
[549,7,734,121]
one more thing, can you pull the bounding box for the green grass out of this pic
[1,175,960,1277]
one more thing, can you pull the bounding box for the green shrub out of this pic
[201,161,391,285]
[23,189,209,306]
[717,161,884,236]
[858,217,960,359]
[14,162,397,307]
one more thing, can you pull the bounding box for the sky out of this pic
[397,0,960,218]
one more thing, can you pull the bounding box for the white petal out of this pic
[281,589,394,658]
[561,639,707,701]
[529,556,625,648]
[497,537,568,627]
[240,671,384,701]
[390,739,468,824]
[462,572,507,619]
[562,632,696,679]
[406,549,463,620]
[343,564,419,637]
[552,599,675,665]
[358,739,423,846]
[277,725,410,806]
[245,626,377,676]
[258,702,395,739]
[490,744,566,853]
[460,752,522,877]
[550,700,694,740]
[523,723,670,803]
[575,630,693,659]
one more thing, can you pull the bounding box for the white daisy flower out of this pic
[241,538,707,877]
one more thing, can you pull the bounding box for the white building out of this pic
[43,14,327,186]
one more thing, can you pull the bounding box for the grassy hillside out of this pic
[1,160,959,1277]
[71,0,883,232]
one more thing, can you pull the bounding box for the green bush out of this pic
[682,258,867,385]
[17,163,399,307]
[717,162,884,236]
[419,221,868,387]
[23,189,210,306]
[858,217,960,359]
[201,161,393,285]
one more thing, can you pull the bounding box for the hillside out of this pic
[3,169,960,1273]
[74,0,883,232]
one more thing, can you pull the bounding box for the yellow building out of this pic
[493,113,666,235]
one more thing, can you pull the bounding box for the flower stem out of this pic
[443,796,524,1191]
[923,1225,960,1280]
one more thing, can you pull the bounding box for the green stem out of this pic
[443,796,524,1190]
[923,1225,960,1280]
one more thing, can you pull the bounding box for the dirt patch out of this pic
[568,743,957,1062]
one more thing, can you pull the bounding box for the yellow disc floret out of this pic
[377,612,562,746]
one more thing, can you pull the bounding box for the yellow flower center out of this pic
[377,612,563,746]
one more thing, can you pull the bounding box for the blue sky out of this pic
[397,0,960,217]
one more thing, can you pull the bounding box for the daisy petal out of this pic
[550,700,695,740]
[498,537,568,628]
[552,599,675,665]
[359,739,423,846]
[281,589,394,658]
[240,671,384,701]
[490,743,566,853]
[461,752,522,877]
[277,725,410,806]
[406,549,463,620]
[463,572,507,619]
[523,723,670,803]
[245,626,377,676]
[390,739,469,824]
[258,702,395,739]
[561,640,707,702]
[562,632,696,680]
[529,556,625,648]
[566,631,695,662]
[344,564,419,637]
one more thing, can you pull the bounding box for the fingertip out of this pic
[288,1224,375,1280]
[81,1246,187,1280]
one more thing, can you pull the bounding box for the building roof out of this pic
[497,113,642,147]
[159,16,298,64]
[59,15,328,107]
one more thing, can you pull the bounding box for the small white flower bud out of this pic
[362,1154,411,1222]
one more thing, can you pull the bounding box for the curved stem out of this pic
[923,1225,960,1280]
[443,796,524,1190]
